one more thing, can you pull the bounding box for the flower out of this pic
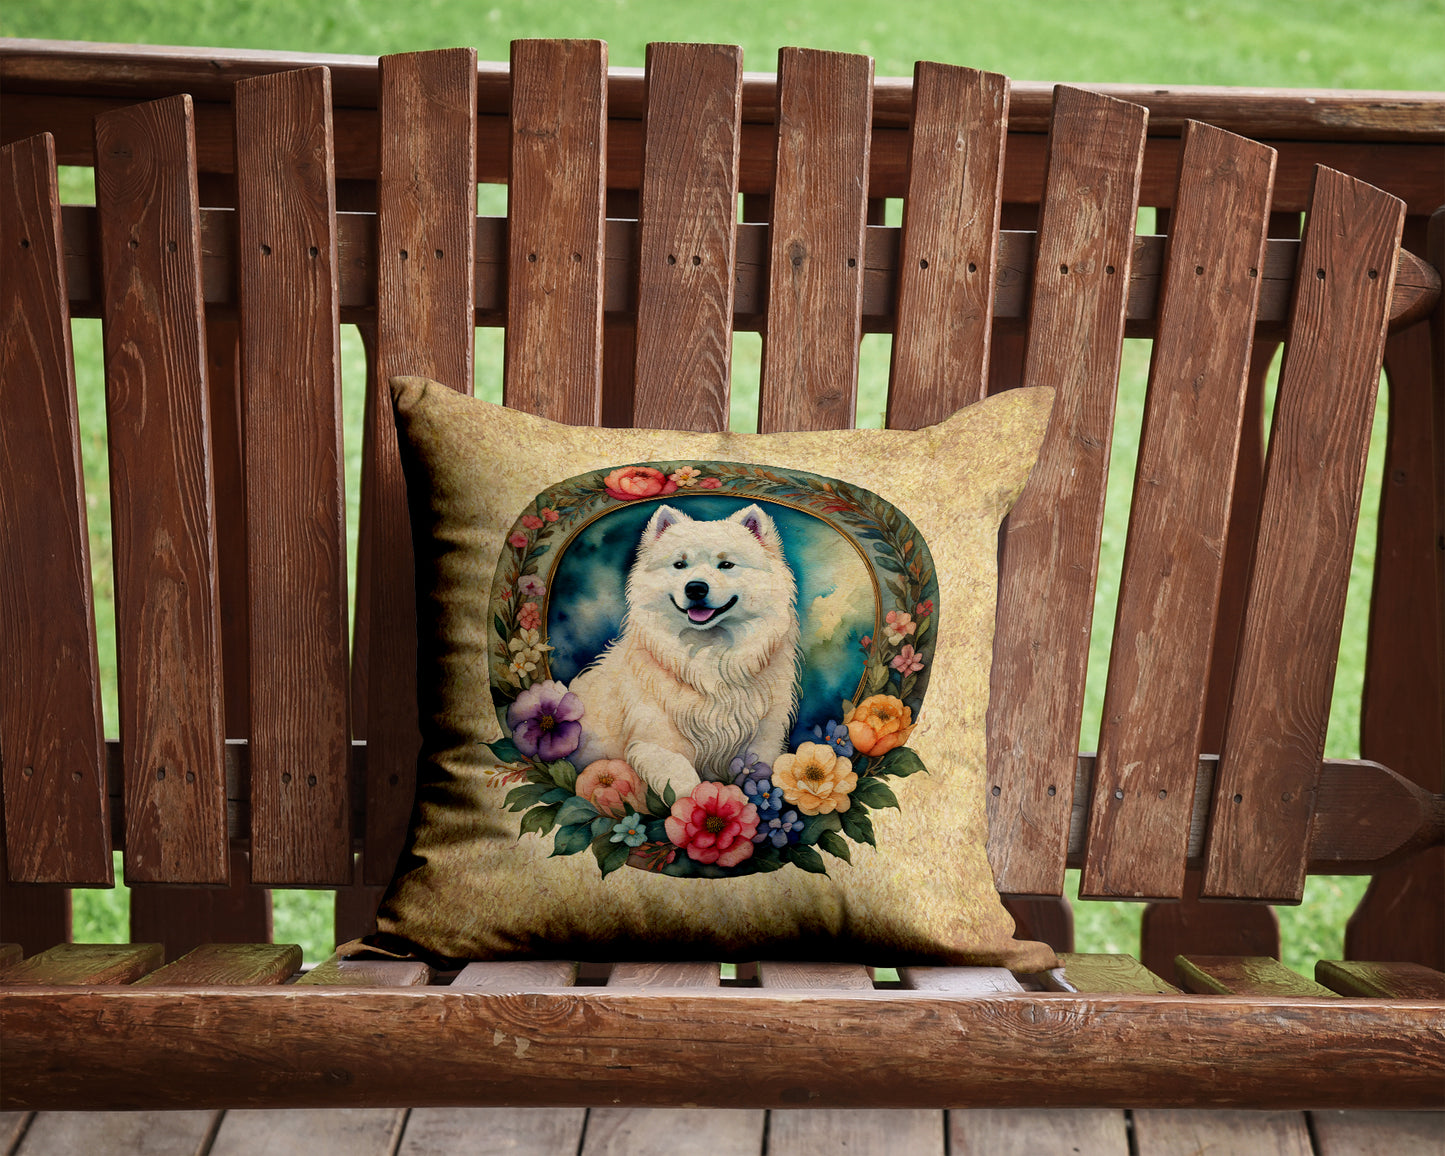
[890,645,924,676]
[668,465,702,487]
[577,759,645,819]
[883,610,916,645]
[603,465,678,501]
[858,635,872,652]
[498,587,512,601]
[811,720,854,759]
[916,599,934,618]
[506,679,583,760]
[754,808,804,847]
[520,513,544,530]
[508,628,552,667]
[609,811,648,848]
[697,477,722,489]
[508,531,529,549]
[664,782,758,867]
[845,694,915,757]
[741,773,786,819]
[516,573,545,600]
[541,507,560,522]
[518,601,542,631]
[772,742,857,815]
[506,655,537,684]
[728,750,772,784]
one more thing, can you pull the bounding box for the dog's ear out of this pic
[644,504,690,541]
[730,504,783,554]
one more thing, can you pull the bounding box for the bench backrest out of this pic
[1,41,1440,951]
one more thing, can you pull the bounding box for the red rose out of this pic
[603,466,679,501]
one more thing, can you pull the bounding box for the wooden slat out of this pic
[0,872,69,957]
[898,967,1024,993]
[630,42,742,433]
[333,849,384,946]
[582,1108,763,1156]
[451,960,579,988]
[14,1110,219,1156]
[504,39,606,424]
[233,67,352,886]
[93,95,228,885]
[129,846,271,961]
[1132,1110,1312,1156]
[0,942,162,985]
[0,133,111,885]
[608,962,720,987]
[132,942,300,986]
[1046,953,1181,994]
[769,1110,944,1156]
[209,1109,405,1156]
[1083,123,1275,900]
[1310,1110,1445,1156]
[1316,960,1445,999]
[950,1109,1129,1155]
[757,48,873,433]
[986,87,1148,896]
[359,48,478,887]
[297,954,433,987]
[1176,955,1336,997]
[1204,167,1407,902]
[399,1109,588,1156]
[887,64,1009,426]
[757,961,873,990]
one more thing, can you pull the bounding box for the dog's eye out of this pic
[673,560,687,569]
[717,560,734,570]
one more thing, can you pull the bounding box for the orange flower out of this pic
[845,695,914,757]
[772,742,857,815]
[575,759,645,819]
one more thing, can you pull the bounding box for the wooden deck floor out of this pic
[3,1108,1442,1155]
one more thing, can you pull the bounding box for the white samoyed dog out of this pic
[568,503,802,800]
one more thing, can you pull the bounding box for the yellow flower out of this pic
[845,695,914,756]
[772,741,857,815]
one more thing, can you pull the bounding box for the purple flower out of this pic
[811,720,854,759]
[728,750,772,784]
[754,808,804,847]
[506,679,583,761]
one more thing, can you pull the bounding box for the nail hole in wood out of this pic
[1059,263,1069,274]
[847,257,857,268]
[22,766,33,778]
[1105,265,1115,275]
[308,246,319,258]
[1249,267,1258,277]
[19,238,30,249]
[919,258,929,269]
[186,771,195,783]
[129,239,139,250]
[1046,785,1056,797]
[1233,792,1243,803]
[528,253,537,263]
[692,255,701,266]
[991,785,1001,797]
[1368,268,1378,279]
[1113,788,1124,800]
[282,772,292,784]
[668,254,677,265]
[435,249,444,260]
[1194,265,1204,275]
[260,244,271,256]
[167,240,177,253]
[967,261,977,273]
[156,768,166,781]
[1315,268,1325,280]
[400,249,409,260]
[572,252,582,262]
[1158,789,1167,799]
[308,774,318,786]
[71,771,82,782]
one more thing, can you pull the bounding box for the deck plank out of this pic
[399,1108,587,1156]
[769,1110,944,1156]
[583,1109,763,1156]
[1316,961,1445,999]
[1132,1110,1313,1155]
[950,1109,1128,1155]
[14,1111,218,1156]
[1309,1111,1445,1155]
[208,1110,404,1156]
[132,943,300,987]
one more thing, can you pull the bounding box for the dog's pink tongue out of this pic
[688,606,715,623]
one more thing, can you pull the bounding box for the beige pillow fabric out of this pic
[373,376,1057,971]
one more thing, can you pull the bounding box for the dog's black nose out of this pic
[684,580,709,602]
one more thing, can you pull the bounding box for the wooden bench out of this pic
[1,37,1443,1115]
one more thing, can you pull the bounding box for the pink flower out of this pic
[604,466,678,501]
[858,635,872,652]
[665,782,758,867]
[517,574,545,600]
[521,514,544,530]
[916,599,934,618]
[541,507,560,522]
[697,477,722,489]
[518,601,541,631]
[576,759,645,819]
[509,532,529,549]
[891,644,924,675]
[884,609,916,645]
[669,465,702,487]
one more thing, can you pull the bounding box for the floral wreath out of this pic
[485,461,940,879]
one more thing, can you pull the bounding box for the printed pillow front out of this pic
[372,376,1058,971]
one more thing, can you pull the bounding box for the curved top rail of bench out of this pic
[2,37,1443,141]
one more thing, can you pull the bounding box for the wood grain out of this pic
[898,967,1024,993]
[608,962,720,988]
[1132,1110,1313,1156]
[769,1110,943,1156]
[400,1108,587,1156]
[0,133,111,885]
[0,867,70,957]
[359,49,478,887]
[986,87,1148,896]
[757,961,873,990]
[887,64,1009,427]
[1083,123,1275,900]
[128,846,271,961]
[93,95,228,885]
[297,955,432,987]
[581,1109,762,1156]
[1316,960,1445,999]
[951,1109,1128,1156]
[631,43,742,432]
[757,48,873,434]
[0,942,162,985]
[1310,1110,1445,1156]
[132,942,300,986]
[13,1110,219,1156]
[1048,953,1181,994]
[451,960,579,988]
[1139,870,1279,982]
[504,39,606,424]
[208,1109,404,1156]
[233,67,352,886]
[1175,955,1336,997]
[1204,167,1407,902]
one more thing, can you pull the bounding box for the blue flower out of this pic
[811,720,854,759]
[741,773,785,819]
[609,812,647,848]
[754,809,804,847]
[729,750,772,784]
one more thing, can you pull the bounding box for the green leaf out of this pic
[840,699,855,720]
[598,841,631,878]
[530,544,551,559]
[551,822,594,856]
[866,662,891,694]
[504,783,552,812]
[518,805,559,838]
[644,784,667,817]
[874,554,906,576]
[840,807,876,847]
[541,787,571,804]
[852,778,900,810]
[663,783,676,808]
[786,844,827,874]
[818,829,852,863]
[525,766,554,786]
[545,760,578,792]
[488,736,524,764]
[493,614,509,641]
[555,796,599,828]
[870,748,927,779]
[591,815,616,839]
[798,812,841,846]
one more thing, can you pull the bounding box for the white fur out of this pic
[569,503,801,800]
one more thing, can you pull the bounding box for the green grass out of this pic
[23,0,1433,969]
